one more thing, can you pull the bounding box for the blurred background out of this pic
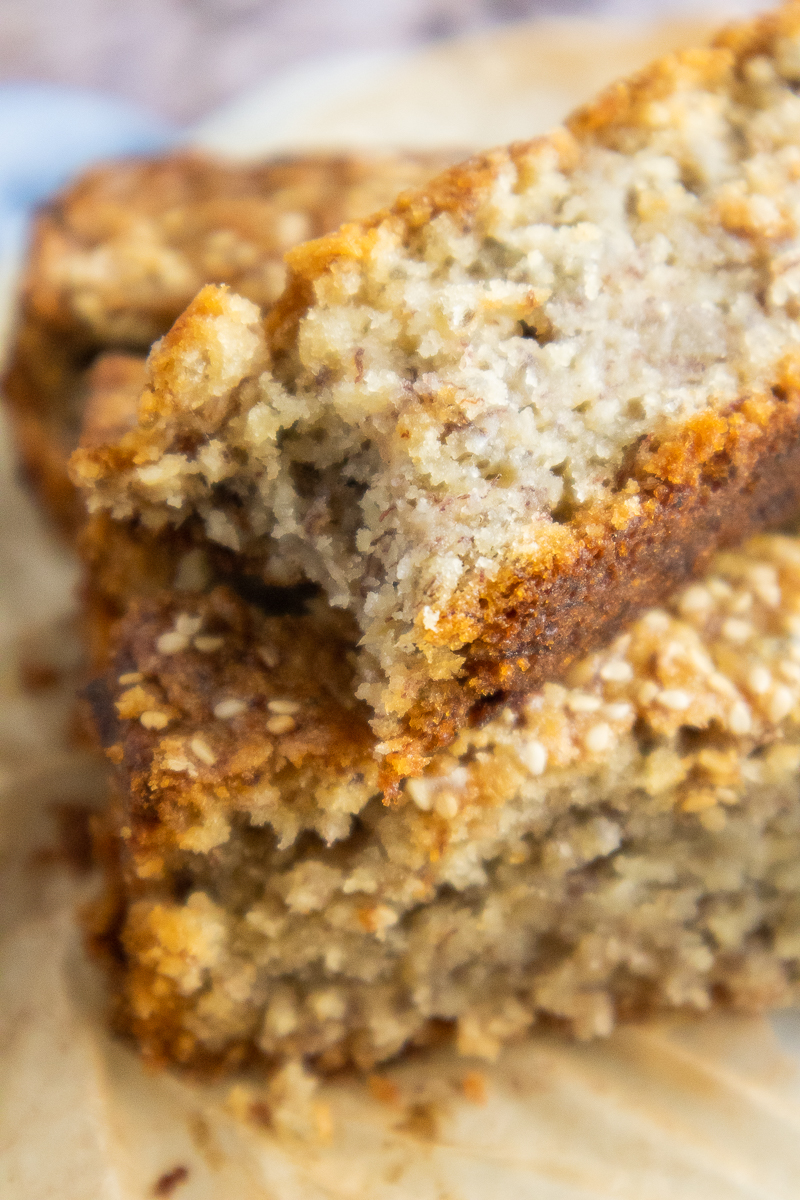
[0,0,768,126]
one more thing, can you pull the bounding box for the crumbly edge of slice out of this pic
[4,150,454,534]
[72,4,800,782]
[88,533,800,1072]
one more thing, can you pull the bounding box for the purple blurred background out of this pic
[0,0,766,124]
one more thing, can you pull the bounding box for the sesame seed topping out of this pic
[156,630,189,655]
[567,693,602,713]
[118,671,143,685]
[517,740,547,775]
[678,585,714,617]
[140,710,170,730]
[747,666,772,695]
[599,659,633,683]
[729,591,753,615]
[267,699,301,715]
[267,714,296,735]
[584,722,613,753]
[214,698,248,720]
[728,701,752,735]
[769,685,794,723]
[194,635,225,653]
[657,689,692,711]
[780,661,800,683]
[164,755,197,776]
[721,618,753,644]
[190,736,217,765]
[175,614,203,637]
[406,777,434,810]
[643,610,670,632]
[434,790,459,818]
[258,645,280,669]
[708,671,736,696]
[605,702,634,722]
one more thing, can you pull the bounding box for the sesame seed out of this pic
[747,564,780,604]
[214,698,248,720]
[567,693,602,713]
[605,702,634,722]
[118,671,143,685]
[584,722,613,753]
[434,790,459,818]
[406,778,434,810]
[729,591,753,615]
[721,618,753,644]
[747,665,772,695]
[164,755,197,777]
[678,585,714,617]
[643,610,670,632]
[190,736,217,765]
[140,710,170,730]
[518,740,547,776]
[755,582,781,608]
[175,614,203,637]
[267,698,301,715]
[194,635,224,653]
[781,661,800,683]
[267,714,296,735]
[156,630,189,655]
[258,645,280,669]
[657,689,692,711]
[769,685,794,723]
[708,671,735,697]
[599,659,633,683]
[728,701,752,735]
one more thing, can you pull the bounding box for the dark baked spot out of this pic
[152,1165,189,1196]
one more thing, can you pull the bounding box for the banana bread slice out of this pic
[3,150,454,533]
[73,5,800,788]
[88,534,800,1074]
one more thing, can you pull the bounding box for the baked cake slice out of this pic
[72,4,800,787]
[88,534,800,1073]
[3,150,453,533]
